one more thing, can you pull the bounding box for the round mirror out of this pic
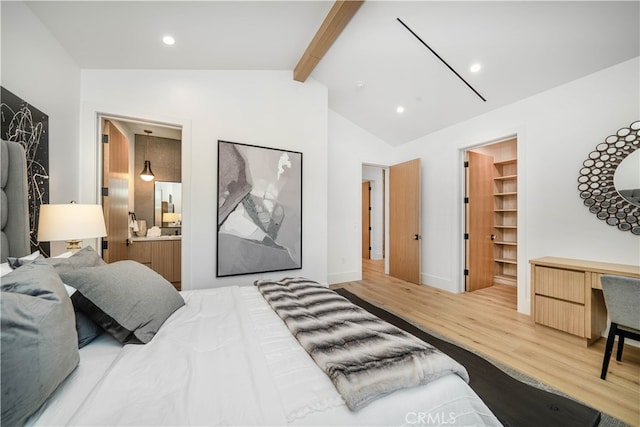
[577,120,640,234]
[614,149,640,207]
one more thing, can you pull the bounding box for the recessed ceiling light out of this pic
[396,106,405,114]
[355,81,366,89]
[470,63,481,73]
[162,35,175,46]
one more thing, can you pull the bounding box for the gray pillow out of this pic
[1,257,79,426]
[60,261,185,344]
[46,246,105,273]
[75,309,103,348]
[43,247,106,348]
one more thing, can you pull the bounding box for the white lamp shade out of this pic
[38,204,107,242]
[162,213,181,223]
[140,160,154,182]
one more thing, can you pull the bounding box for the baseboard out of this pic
[328,271,361,285]
[421,273,460,293]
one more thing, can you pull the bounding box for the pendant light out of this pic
[140,129,155,182]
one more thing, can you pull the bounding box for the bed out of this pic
[1,139,501,426]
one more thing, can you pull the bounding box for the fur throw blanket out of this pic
[255,278,469,411]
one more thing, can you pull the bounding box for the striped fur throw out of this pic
[255,278,469,411]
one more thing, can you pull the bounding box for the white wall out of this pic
[327,58,639,314]
[3,3,329,289]
[395,58,640,314]
[327,111,395,283]
[80,70,328,290]
[1,1,82,254]
[5,1,638,309]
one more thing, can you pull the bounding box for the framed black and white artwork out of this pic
[217,140,302,277]
[0,86,50,256]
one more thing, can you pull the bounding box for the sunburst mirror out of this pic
[578,120,640,235]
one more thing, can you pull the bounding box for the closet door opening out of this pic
[464,138,518,303]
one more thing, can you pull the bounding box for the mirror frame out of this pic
[578,120,640,235]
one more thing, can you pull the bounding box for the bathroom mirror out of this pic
[154,181,182,228]
[578,120,640,234]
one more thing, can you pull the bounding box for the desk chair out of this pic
[600,274,640,380]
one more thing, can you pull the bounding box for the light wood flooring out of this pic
[331,259,640,426]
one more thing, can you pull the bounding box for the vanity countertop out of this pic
[131,235,182,241]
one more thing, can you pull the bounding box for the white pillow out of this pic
[63,284,77,297]
[7,251,41,269]
[53,251,74,259]
[1,263,12,277]
[21,251,40,261]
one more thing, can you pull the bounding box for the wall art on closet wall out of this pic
[217,140,302,277]
[0,87,50,256]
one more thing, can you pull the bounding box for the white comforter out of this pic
[29,286,501,426]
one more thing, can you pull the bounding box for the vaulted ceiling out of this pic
[25,1,640,145]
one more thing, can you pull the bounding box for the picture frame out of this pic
[1,86,50,256]
[217,140,302,277]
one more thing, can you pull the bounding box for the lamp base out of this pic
[65,240,82,251]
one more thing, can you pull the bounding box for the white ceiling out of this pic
[26,1,640,145]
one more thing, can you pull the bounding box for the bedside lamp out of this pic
[38,202,107,250]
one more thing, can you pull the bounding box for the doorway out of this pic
[362,160,422,285]
[101,119,130,263]
[389,159,421,284]
[362,165,386,275]
[464,138,518,298]
[98,114,183,283]
[362,180,371,260]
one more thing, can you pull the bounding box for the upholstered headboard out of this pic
[1,139,30,263]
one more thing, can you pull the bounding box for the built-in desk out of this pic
[530,257,640,346]
[128,236,181,290]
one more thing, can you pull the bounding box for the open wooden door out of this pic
[102,120,129,263]
[465,151,494,291]
[389,159,421,284]
[362,181,371,259]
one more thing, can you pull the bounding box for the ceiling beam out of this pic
[293,0,364,82]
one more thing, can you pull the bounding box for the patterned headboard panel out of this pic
[1,140,30,263]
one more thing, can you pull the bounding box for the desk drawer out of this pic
[534,266,585,304]
[535,295,585,337]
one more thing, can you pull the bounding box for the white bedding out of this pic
[26,333,122,426]
[28,286,501,426]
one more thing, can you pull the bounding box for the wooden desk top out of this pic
[529,256,640,278]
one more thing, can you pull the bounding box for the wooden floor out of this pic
[332,259,640,426]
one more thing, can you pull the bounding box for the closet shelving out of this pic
[493,159,517,285]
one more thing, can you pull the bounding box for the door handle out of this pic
[414,234,421,240]
[490,234,496,241]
